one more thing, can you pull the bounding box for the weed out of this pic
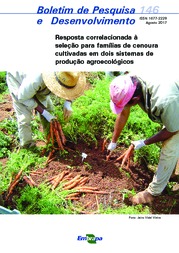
[166,182,176,195]
[66,165,73,170]
[125,172,131,178]
[84,162,92,170]
[120,188,136,200]
[118,167,123,173]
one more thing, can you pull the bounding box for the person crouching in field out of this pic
[6,71,86,149]
[107,74,179,205]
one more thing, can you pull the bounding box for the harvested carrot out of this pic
[46,149,55,164]
[83,201,93,209]
[46,131,51,146]
[121,145,134,166]
[76,180,87,187]
[23,175,37,187]
[115,152,126,162]
[66,192,81,198]
[76,189,109,194]
[43,119,67,163]
[61,173,73,182]
[53,121,64,150]
[126,156,131,170]
[27,176,38,187]
[62,175,81,188]
[41,148,47,157]
[50,121,54,146]
[96,195,99,211]
[52,170,68,190]
[77,177,89,186]
[46,175,59,183]
[63,179,82,190]
[66,197,80,200]
[23,175,34,187]
[30,170,42,175]
[46,156,56,164]
[56,121,66,145]
[77,182,86,187]
[116,144,134,168]
[74,186,98,190]
[106,152,112,161]
[102,139,107,152]
[6,169,23,200]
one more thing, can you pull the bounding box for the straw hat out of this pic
[42,72,87,100]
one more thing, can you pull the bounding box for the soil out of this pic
[0,94,14,121]
[1,95,179,214]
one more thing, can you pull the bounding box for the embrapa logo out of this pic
[77,234,103,244]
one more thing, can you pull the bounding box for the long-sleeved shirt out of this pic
[6,72,51,109]
[138,76,179,132]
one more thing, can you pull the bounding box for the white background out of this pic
[0,1,179,252]
[0,0,178,76]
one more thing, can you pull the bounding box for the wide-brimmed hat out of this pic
[42,72,87,100]
[110,75,137,114]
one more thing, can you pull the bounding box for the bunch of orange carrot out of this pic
[103,138,134,169]
[115,144,134,169]
[5,169,23,201]
[48,119,66,150]
[47,170,108,200]
[5,168,109,202]
[5,170,40,201]
[42,119,67,163]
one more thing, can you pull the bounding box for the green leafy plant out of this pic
[15,184,74,214]
[0,117,18,136]
[120,188,136,200]
[6,149,45,173]
[62,78,115,144]
[0,72,7,94]
[100,203,150,214]
[0,131,11,158]
[0,149,46,193]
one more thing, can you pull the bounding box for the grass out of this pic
[0,71,161,214]
[100,203,150,214]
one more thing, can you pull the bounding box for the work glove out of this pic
[131,140,146,150]
[107,142,117,152]
[63,100,72,121]
[41,109,56,122]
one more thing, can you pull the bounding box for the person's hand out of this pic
[107,142,117,152]
[41,109,56,122]
[131,140,146,150]
[63,100,72,121]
